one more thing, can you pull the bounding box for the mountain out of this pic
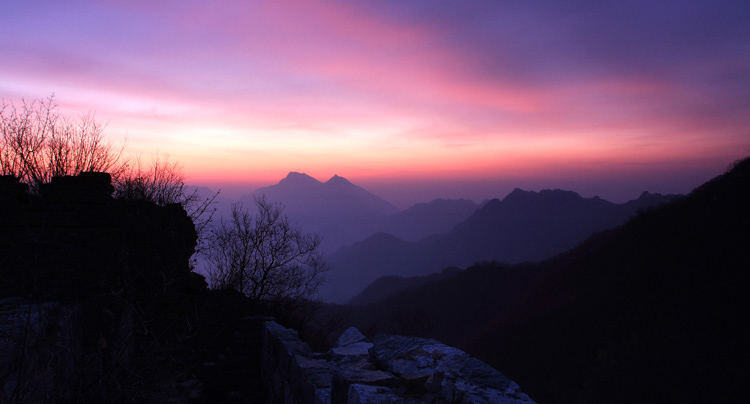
[438,188,675,265]
[318,232,424,302]
[331,156,750,404]
[320,189,676,302]
[473,157,750,403]
[247,172,398,218]
[374,198,480,241]
[241,173,483,252]
[242,173,399,251]
[348,266,463,305]
[339,260,547,349]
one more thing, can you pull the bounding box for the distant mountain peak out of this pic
[326,174,352,186]
[628,190,678,208]
[503,188,534,202]
[538,189,583,200]
[279,172,320,186]
[503,188,583,203]
[284,171,313,180]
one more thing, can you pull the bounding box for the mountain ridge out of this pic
[242,173,398,250]
[331,156,750,404]
[321,188,676,302]
[475,157,750,403]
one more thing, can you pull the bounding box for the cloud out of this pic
[0,0,747,191]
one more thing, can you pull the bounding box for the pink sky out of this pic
[1,0,748,207]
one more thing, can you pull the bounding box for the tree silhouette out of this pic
[1,95,217,245]
[0,95,126,191]
[205,197,329,306]
[115,154,218,248]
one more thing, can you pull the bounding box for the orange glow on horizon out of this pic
[1,0,747,204]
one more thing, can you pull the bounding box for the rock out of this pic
[425,372,444,393]
[336,327,367,347]
[348,384,421,404]
[439,377,461,403]
[332,368,399,404]
[370,335,437,376]
[293,354,337,389]
[330,341,374,357]
[371,335,537,404]
[263,322,536,404]
[336,368,398,387]
[402,372,431,395]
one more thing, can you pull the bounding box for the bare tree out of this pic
[115,154,218,254]
[205,197,329,305]
[0,95,126,191]
[115,154,193,205]
[1,95,218,257]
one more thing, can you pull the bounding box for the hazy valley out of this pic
[198,172,677,303]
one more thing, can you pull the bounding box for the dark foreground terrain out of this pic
[0,173,266,403]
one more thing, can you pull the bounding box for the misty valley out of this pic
[198,171,678,304]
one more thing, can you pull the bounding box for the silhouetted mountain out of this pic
[228,174,485,254]
[442,188,675,264]
[321,189,675,302]
[375,198,480,241]
[242,173,398,251]
[336,157,750,404]
[247,172,397,217]
[348,266,463,305]
[472,158,750,404]
[319,232,424,302]
[339,260,546,350]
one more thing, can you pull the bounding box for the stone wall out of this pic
[261,321,536,404]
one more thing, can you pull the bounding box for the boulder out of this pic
[330,341,374,357]
[347,384,421,404]
[335,327,367,347]
[332,367,399,404]
[371,335,536,404]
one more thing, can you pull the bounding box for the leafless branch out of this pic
[204,196,329,306]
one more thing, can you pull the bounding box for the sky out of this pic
[1,0,748,207]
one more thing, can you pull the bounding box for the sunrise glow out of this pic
[1,0,748,206]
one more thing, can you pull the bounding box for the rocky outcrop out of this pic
[262,321,536,404]
[0,172,203,403]
[370,335,533,403]
[0,172,198,302]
